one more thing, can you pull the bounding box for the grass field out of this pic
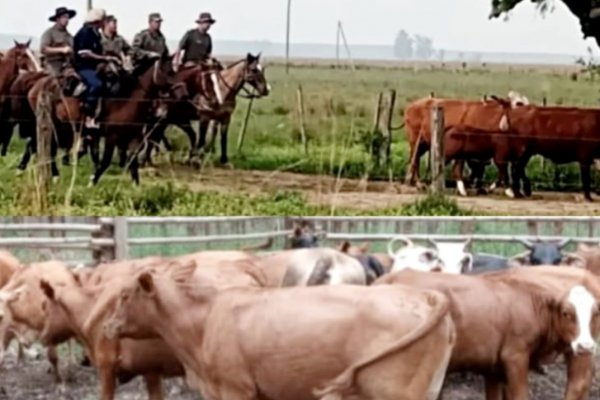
[1,61,598,216]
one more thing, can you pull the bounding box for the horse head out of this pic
[243,53,270,97]
[4,40,41,73]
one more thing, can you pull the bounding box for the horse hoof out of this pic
[15,169,24,177]
[456,181,468,197]
[505,188,516,198]
[52,176,59,184]
[220,162,234,169]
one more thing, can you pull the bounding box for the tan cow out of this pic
[0,261,77,380]
[376,266,600,399]
[39,265,184,400]
[98,263,456,400]
[0,250,22,288]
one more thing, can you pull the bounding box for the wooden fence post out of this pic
[430,104,445,193]
[92,219,116,264]
[296,85,308,155]
[113,217,129,260]
[34,90,53,213]
[384,90,396,167]
[236,97,255,155]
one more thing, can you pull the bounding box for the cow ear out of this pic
[562,253,587,269]
[40,280,55,300]
[138,273,155,295]
[292,227,302,238]
[359,242,370,252]
[338,241,351,253]
[2,287,24,303]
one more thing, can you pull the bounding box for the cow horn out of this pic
[518,238,534,250]
[388,236,414,257]
[507,251,532,268]
[558,238,571,249]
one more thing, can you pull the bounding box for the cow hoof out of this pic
[505,188,516,198]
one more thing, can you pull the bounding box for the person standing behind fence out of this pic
[174,12,217,71]
[101,15,132,60]
[131,13,169,67]
[40,6,77,75]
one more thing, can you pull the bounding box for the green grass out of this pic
[2,62,597,215]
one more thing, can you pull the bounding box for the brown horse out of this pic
[146,53,269,166]
[196,53,270,165]
[90,57,180,185]
[140,64,219,164]
[0,41,42,155]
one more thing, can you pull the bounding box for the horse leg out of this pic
[50,138,60,180]
[127,138,142,185]
[581,163,593,202]
[119,147,128,169]
[197,120,210,155]
[178,122,198,161]
[219,118,231,165]
[453,160,468,196]
[17,139,33,172]
[1,121,15,156]
[92,135,116,186]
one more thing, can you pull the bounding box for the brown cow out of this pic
[490,102,600,201]
[404,93,529,196]
[0,261,78,381]
[39,266,184,400]
[0,250,22,288]
[99,264,456,400]
[376,267,600,400]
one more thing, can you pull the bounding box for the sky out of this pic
[0,0,596,55]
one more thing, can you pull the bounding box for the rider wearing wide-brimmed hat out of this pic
[41,6,77,75]
[174,12,219,70]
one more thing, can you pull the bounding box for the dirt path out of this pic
[0,349,597,399]
[155,166,600,215]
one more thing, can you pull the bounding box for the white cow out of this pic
[431,239,473,274]
[388,237,444,273]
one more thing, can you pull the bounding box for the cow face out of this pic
[509,239,585,268]
[103,273,158,340]
[554,285,600,355]
[39,281,76,346]
[289,222,322,249]
[388,237,444,273]
[431,240,473,274]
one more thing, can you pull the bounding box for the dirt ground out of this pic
[1,347,599,399]
[164,167,600,215]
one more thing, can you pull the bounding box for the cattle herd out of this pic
[404,91,600,201]
[2,225,600,399]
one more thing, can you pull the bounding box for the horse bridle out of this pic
[213,61,263,100]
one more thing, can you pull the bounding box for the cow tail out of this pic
[313,290,451,398]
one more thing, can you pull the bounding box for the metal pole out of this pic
[286,0,292,74]
[87,0,93,10]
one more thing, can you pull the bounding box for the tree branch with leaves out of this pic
[489,0,600,47]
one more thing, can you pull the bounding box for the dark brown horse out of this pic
[146,53,269,166]
[90,57,180,185]
[140,63,219,164]
[0,40,42,155]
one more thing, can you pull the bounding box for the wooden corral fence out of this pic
[2,217,600,264]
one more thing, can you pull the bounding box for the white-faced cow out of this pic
[388,237,444,273]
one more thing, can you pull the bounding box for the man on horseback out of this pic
[40,7,76,75]
[174,12,221,70]
[101,15,132,60]
[73,9,119,129]
[132,13,169,66]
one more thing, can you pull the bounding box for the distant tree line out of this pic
[394,30,439,60]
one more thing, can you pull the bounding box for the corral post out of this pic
[383,89,396,167]
[236,97,255,155]
[296,85,308,155]
[285,0,292,74]
[283,216,295,249]
[113,217,129,260]
[430,104,445,193]
[34,90,53,213]
[92,219,116,264]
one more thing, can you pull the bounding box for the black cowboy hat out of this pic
[196,12,216,24]
[49,7,77,22]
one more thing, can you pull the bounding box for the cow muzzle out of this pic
[572,338,597,355]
